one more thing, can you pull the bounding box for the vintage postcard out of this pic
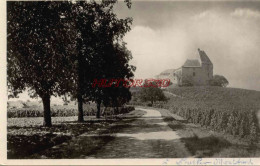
[1,0,260,165]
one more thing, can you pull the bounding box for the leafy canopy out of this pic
[7,1,76,98]
[139,81,168,105]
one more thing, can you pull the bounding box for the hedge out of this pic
[8,106,135,118]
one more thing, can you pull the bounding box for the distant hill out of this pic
[166,86,260,111]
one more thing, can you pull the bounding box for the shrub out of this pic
[146,103,152,107]
[209,75,229,87]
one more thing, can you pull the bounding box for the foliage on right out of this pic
[138,80,168,106]
[209,75,229,87]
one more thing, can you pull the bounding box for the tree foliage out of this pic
[7,1,75,126]
[139,81,168,106]
[63,1,135,120]
[75,2,135,118]
[7,1,135,125]
[209,75,229,87]
[87,42,135,118]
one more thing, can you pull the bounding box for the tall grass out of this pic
[166,87,260,141]
[169,105,259,142]
[8,106,135,118]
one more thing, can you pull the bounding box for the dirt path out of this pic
[87,107,191,158]
[30,108,191,158]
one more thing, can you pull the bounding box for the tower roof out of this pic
[182,59,201,67]
[198,48,212,64]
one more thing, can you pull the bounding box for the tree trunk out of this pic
[63,94,68,105]
[77,95,84,122]
[151,100,153,106]
[116,107,119,114]
[76,36,84,122]
[42,94,52,127]
[96,100,101,118]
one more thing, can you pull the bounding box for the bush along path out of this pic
[29,108,191,158]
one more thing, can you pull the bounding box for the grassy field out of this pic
[166,86,260,109]
[8,103,95,117]
[8,103,134,118]
[130,86,260,142]
[163,86,260,142]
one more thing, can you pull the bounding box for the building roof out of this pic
[155,67,182,78]
[160,69,176,75]
[182,59,201,67]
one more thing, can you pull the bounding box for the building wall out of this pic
[182,67,203,85]
[156,49,213,86]
[201,62,213,81]
[156,73,175,84]
[172,68,182,85]
[181,64,213,85]
[180,50,213,86]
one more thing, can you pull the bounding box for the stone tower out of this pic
[198,48,213,82]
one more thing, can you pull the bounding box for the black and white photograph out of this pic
[2,0,260,165]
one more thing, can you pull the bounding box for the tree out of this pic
[88,42,135,118]
[69,2,100,122]
[80,2,134,118]
[7,2,75,126]
[209,75,229,87]
[62,94,69,106]
[139,81,168,106]
[8,1,135,125]
[102,81,132,113]
[65,1,134,120]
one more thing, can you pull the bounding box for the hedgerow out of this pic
[7,106,135,118]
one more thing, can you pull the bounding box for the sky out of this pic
[114,0,260,91]
[8,0,260,102]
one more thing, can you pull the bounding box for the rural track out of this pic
[86,107,191,158]
[31,107,191,158]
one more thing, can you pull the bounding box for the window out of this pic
[193,72,195,76]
